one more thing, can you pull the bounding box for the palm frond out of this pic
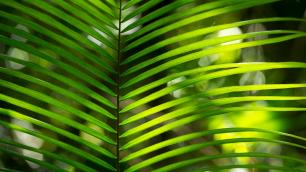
[0,0,306,171]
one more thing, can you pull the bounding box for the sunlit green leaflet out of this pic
[0,0,306,171]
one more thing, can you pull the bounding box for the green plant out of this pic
[0,0,306,171]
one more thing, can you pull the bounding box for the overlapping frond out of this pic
[0,0,118,171]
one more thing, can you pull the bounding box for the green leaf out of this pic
[1,0,306,171]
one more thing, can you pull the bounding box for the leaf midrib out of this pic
[116,0,123,171]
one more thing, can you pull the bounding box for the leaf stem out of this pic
[116,0,122,171]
